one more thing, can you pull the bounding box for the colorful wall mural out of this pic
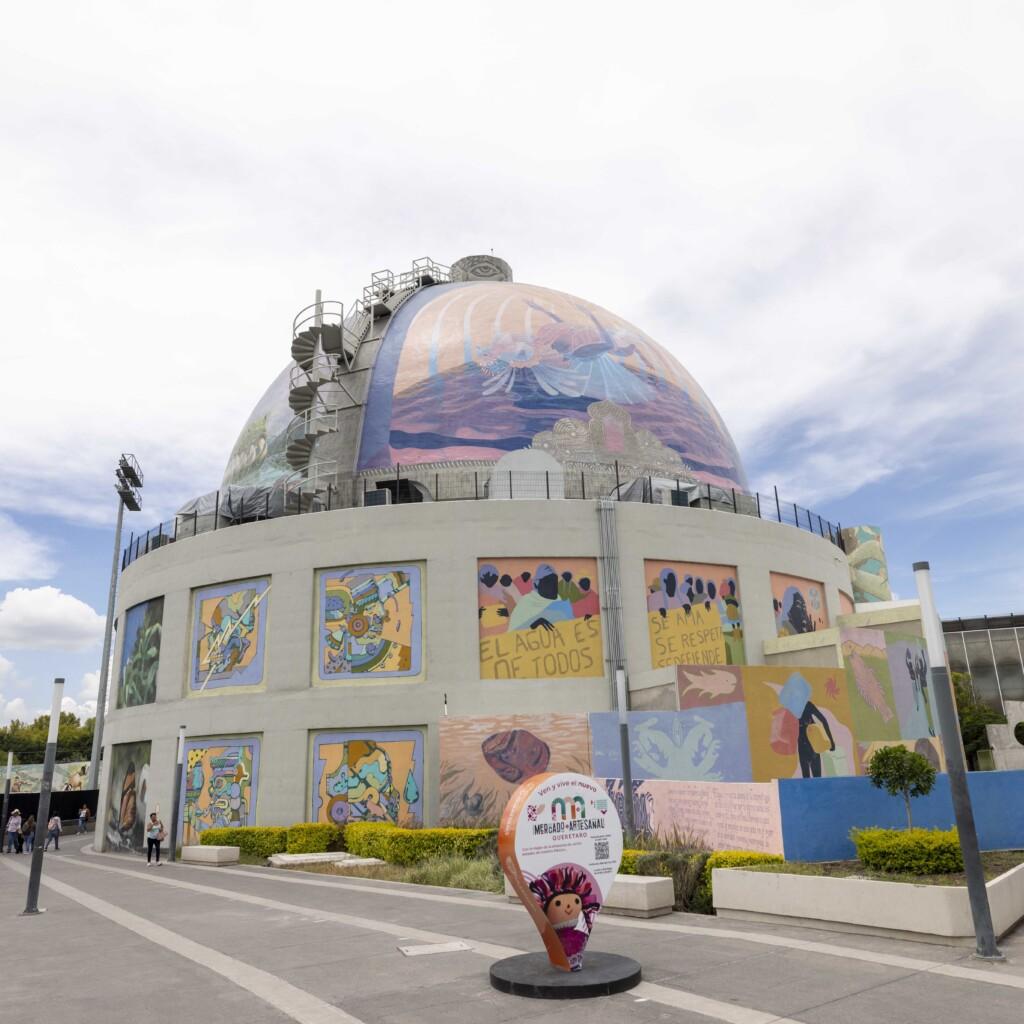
[742,666,857,780]
[179,737,260,846]
[857,737,945,775]
[5,761,90,794]
[884,631,936,739]
[840,524,892,603]
[190,578,270,693]
[840,627,902,743]
[770,573,829,637]
[222,364,293,488]
[310,730,424,826]
[105,742,150,852]
[317,566,422,681]
[591,706,753,783]
[478,558,602,679]
[117,597,163,708]
[357,282,746,489]
[645,560,744,667]
[439,714,592,825]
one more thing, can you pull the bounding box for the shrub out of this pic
[287,823,345,855]
[865,745,937,828]
[199,826,287,858]
[405,854,504,893]
[852,827,963,874]
[619,849,643,875]
[692,851,785,914]
[635,850,710,911]
[344,822,497,865]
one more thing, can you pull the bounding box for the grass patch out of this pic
[285,853,504,893]
[738,849,1024,887]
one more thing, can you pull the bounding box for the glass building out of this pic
[944,613,1024,712]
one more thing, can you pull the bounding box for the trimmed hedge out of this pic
[692,850,785,914]
[852,827,963,874]
[345,822,497,865]
[199,826,287,858]
[287,823,345,855]
[619,849,643,875]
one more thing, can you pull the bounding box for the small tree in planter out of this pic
[866,746,936,828]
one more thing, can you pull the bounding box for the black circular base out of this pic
[489,952,641,999]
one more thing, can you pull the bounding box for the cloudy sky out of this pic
[2,2,1022,726]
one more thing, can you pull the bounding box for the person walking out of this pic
[5,809,22,854]
[44,814,62,851]
[77,804,90,834]
[145,812,165,866]
[21,815,35,853]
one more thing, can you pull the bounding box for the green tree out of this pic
[866,745,937,828]
[0,712,94,764]
[952,673,1005,770]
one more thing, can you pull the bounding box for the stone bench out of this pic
[505,873,674,918]
[181,845,240,866]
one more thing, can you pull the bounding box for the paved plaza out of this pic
[3,834,1024,1024]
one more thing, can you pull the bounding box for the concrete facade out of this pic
[98,499,851,845]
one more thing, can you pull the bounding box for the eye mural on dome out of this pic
[316,565,422,682]
[478,557,602,680]
[357,283,746,489]
[310,730,424,827]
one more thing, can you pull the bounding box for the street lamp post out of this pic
[87,455,143,792]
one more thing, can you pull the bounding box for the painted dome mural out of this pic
[223,278,746,491]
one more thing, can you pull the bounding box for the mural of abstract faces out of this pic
[478,558,603,679]
[105,742,150,852]
[840,627,902,742]
[884,632,936,740]
[770,573,829,637]
[317,566,422,681]
[742,667,857,781]
[117,597,163,708]
[179,738,260,846]
[590,706,753,783]
[190,579,270,693]
[357,282,746,491]
[645,560,744,667]
[310,730,424,827]
[439,714,591,825]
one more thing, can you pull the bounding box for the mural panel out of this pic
[310,730,424,826]
[590,706,753,783]
[478,558,602,679]
[179,737,260,846]
[742,666,857,781]
[439,714,591,826]
[7,761,90,794]
[117,597,163,708]
[858,737,946,775]
[770,573,829,637]
[105,741,150,852]
[190,578,270,693]
[884,631,936,739]
[840,628,901,742]
[841,524,892,603]
[676,665,744,709]
[645,560,744,667]
[317,566,422,681]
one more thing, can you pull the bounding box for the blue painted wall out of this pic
[778,770,1024,861]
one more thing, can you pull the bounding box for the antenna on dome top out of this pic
[314,288,323,328]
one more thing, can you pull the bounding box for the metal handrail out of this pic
[288,353,336,389]
[286,408,338,445]
[292,299,344,339]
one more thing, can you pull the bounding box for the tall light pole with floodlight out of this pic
[86,455,143,790]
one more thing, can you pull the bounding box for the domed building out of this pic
[98,254,929,859]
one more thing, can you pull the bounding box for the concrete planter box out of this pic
[182,845,240,866]
[505,873,674,918]
[713,861,1024,945]
[268,852,385,868]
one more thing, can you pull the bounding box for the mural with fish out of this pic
[190,578,270,693]
[105,742,150,852]
[439,714,591,825]
[310,730,424,826]
[770,573,829,637]
[645,560,745,667]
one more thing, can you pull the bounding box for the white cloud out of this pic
[0,587,104,651]
[0,695,32,727]
[0,514,57,581]
[79,669,100,700]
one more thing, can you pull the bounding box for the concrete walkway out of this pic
[4,834,1024,1024]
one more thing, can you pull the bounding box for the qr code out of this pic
[594,838,609,860]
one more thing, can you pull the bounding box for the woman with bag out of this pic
[21,815,35,853]
[44,814,62,851]
[146,812,166,865]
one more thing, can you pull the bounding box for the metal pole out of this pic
[167,725,187,862]
[914,562,1002,960]
[774,486,781,522]
[87,498,125,790]
[1,751,12,849]
[24,679,64,915]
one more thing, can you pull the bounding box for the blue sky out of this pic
[1,2,1022,723]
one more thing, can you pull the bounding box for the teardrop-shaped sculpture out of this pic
[498,772,623,972]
